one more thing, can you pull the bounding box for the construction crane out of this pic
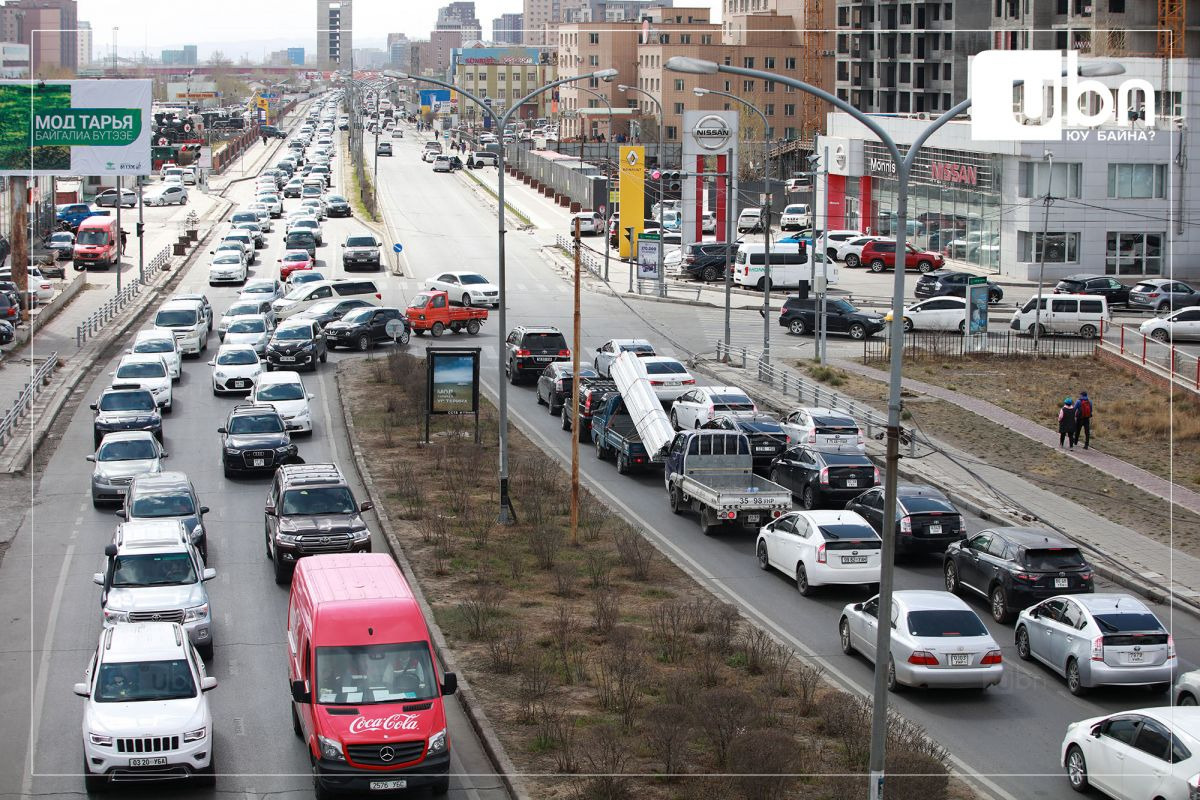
[799,0,826,149]
[1158,0,1184,58]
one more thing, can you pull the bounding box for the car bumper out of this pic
[275,538,371,562]
[83,735,212,780]
[267,352,315,368]
[313,751,450,794]
[894,661,1004,689]
[95,423,162,443]
[814,487,871,505]
[895,532,961,554]
[514,357,567,375]
[208,272,244,284]
[213,375,257,393]
[91,478,133,502]
[223,449,292,473]
[1081,660,1175,688]
[808,562,880,587]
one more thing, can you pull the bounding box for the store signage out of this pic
[866,155,896,177]
[692,114,733,151]
[929,161,977,186]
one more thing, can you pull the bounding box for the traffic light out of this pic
[660,171,682,192]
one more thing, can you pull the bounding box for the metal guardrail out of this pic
[0,351,59,447]
[1100,322,1200,393]
[553,234,604,279]
[715,340,918,458]
[76,281,141,348]
[636,279,701,301]
[861,329,1098,362]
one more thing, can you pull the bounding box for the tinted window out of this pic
[111,551,196,587]
[817,524,880,541]
[1102,717,1140,746]
[523,332,567,350]
[1021,547,1086,570]
[900,496,954,514]
[1092,612,1164,633]
[155,309,198,327]
[1079,300,1104,313]
[280,487,357,515]
[906,609,988,637]
[645,361,687,374]
[345,236,376,247]
[97,439,157,461]
[227,319,266,333]
[95,659,196,703]
[334,282,376,295]
[134,339,174,354]
[228,414,283,434]
[274,325,312,340]
[217,349,259,366]
[257,382,305,402]
[821,452,872,466]
[98,392,155,412]
[131,491,195,518]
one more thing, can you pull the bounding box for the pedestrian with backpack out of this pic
[1058,397,1078,448]
[1074,391,1093,449]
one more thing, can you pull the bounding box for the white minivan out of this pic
[732,242,839,291]
[1010,293,1109,337]
[152,299,208,356]
[272,278,381,319]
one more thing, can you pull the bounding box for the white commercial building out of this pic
[817,57,1198,282]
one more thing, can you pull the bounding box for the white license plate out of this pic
[841,555,868,564]
[1127,651,1145,663]
[845,479,858,487]
[252,458,265,467]
[278,356,296,362]
[129,757,167,767]
[1054,578,1069,588]
[233,380,248,388]
[370,780,407,791]
[949,653,969,667]
[744,514,761,524]
[928,524,942,535]
[536,356,552,362]
[755,446,774,453]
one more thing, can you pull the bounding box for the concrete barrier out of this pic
[7,272,87,350]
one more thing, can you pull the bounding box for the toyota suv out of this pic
[95,519,217,657]
[91,385,163,449]
[505,325,571,384]
[340,233,381,271]
[218,403,298,479]
[264,463,374,583]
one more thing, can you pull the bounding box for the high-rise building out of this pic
[317,0,352,69]
[0,0,78,74]
[438,1,482,43]
[430,28,463,75]
[492,13,523,45]
[989,0,1198,57]
[386,33,409,67]
[161,45,197,66]
[287,47,305,65]
[76,18,88,66]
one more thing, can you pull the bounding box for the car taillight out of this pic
[873,466,881,484]
[516,349,531,356]
[807,433,816,443]
[650,380,663,386]
[981,650,1003,665]
[908,651,939,666]
[375,293,382,299]
[1169,634,1177,660]
[1010,571,1038,583]
[558,349,571,356]
[819,467,829,485]
[682,379,695,384]
[899,515,912,534]
[685,254,696,263]
[1079,570,1093,582]
[816,544,827,564]
[785,435,791,444]
[1148,292,1160,298]
[1091,636,1104,661]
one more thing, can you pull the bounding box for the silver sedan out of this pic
[87,431,166,507]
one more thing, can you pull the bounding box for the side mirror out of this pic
[73,682,90,698]
[92,572,104,585]
[1090,725,1103,739]
[113,510,125,519]
[202,567,217,581]
[160,452,168,458]
[104,543,118,558]
[441,672,458,696]
[85,455,96,462]
[307,393,314,400]
[265,504,276,516]
[290,679,311,703]
[359,501,374,512]
[89,403,97,411]
[200,506,210,515]
[853,602,864,612]
[200,676,218,692]
[217,427,227,434]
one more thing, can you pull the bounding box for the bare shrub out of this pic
[579,497,608,542]
[692,687,758,770]
[579,723,633,800]
[380,418,395,447]
[552,561,578,597]
[528,520,564,570]
[594,630,647,727]
[818,691,871,768]
[651,601,692,664]
[535,703,578,773]
[693,634,725,687]
[485,624,524,674]
[584,549,612,589]
[516,651,556,724]
[642,702,691,778]
[794,661,825,716]
[740,626,773,675]
[728,728,805,800]
[502,540,526,581]
[591,588,619,635]
[390,462,424,520]
[548,604,581,683]
[884,713,950,800]
[423,511,450,546]
[763,640,796,695]
[457,584,505,640]
[612,527,654,581]
[663,673,702,707]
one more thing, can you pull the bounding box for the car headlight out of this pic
[183,603,209,622]
[224,447,240,455]
[277,532,301,544]
[426,727,448,755]
[103,609,129,624]
[214,371,226,379]
[299,341,314,351]
[318,735,345,761]
[351,529,370,542]
[183,727,207,743]
[89,732,114,747]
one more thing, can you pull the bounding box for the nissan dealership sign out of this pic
[681,110,739,250]
[691,114,733,151]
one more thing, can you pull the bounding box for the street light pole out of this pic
[617,84,665,297]
[665,54,1125,799]
[579,85,613,283]
[695,87,773,366]
[387,67,619,525]
[1033,151,1053,353]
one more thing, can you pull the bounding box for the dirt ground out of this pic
[342,353,973,800]
[800,359,1200,556]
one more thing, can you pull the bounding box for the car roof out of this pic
[896,483,950,500]
[117,518,189,551]
[795,509,875,527]
[914,295,965,305]
[130,470,192,492]
[101,384,154,396]
[980,526,1075,548]
[703,386,749,395]
[893,589,971,611]
[217,342,259,354]
[158,298,202,311]
[255,370,302,385]
[133,328,174,342]
[608,338,652,346]
[102,622,190,662]
[119,352,167,365]
[1060,273,1105,281]
[1071,593,1150,614]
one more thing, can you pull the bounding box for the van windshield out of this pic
[77,229,110,246]
[155,309,197,328]
[315,642,439,704]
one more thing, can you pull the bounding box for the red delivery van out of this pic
[288,553,457,796]
[73,215,122,270]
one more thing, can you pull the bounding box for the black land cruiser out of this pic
[264,463,373,583]
[505,325,570,384]
[218,403,298,479]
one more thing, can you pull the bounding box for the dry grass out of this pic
[343,352,974,800]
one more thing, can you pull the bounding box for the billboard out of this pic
[456,47,542,66]
[419,89,451,114]
[0,79,152,176]
[682,110,738,248]
[618,145,645,260]
[166,81,219,101]
[426,348,480,415]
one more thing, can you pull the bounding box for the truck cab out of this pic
[405,290,487,338]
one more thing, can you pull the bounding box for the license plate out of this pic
[129,757,167,767]
[841,555,868,564]
[536,356,552,362]
[233,379,248,388]
[845,479,858,487]
[370,780,407,791]
[744,514,761,524]
[755,446,774,453]
[278,356,296,362]
[928,524,942,535]
[949,654,969,667]
[252,459,265,467]
[1054,578,1069,588]
[1127,651,1145,663]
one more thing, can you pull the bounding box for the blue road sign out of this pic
[393,243,404,253]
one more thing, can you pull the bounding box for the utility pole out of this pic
[819,144,830,363]
[115,176,123,293]
[136,178,145,284]
[10,177,27,321]
[570,217,582,545]
[723,147,734,356]
[1033,151,1053,354]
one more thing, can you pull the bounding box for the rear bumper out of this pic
[894,661,1004,689]
[896,533,960,554]
[1081,660,1175,688]
[313,751,450,794]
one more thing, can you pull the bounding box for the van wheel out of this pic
[869,259,886,273]
[273,555,291,585]
[1079,324,1097,339]
[788,319,808,336]
[1027,324,1048,337]
[431,321,444,337]
[845,254,860,267]
[292,703,303,738]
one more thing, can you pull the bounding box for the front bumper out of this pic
[223,447,294,474]
[267,350,315,368]
[212,375,258,393]
[84,733,212,780]
[209,271,244,284]
[281,412,313,433]
[91,476,134,503]
[313,751,450,794]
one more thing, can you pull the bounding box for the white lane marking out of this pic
[21,542,75,795]
[450,749,482,800]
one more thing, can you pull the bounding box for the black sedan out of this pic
[536,362,599,416]
[324,306,408,351]
[1053,274,1130,307]
[844,483,963,555]
[768,445,879,509]
[324,194,352,217]
[702,414,790,473]
[914,270,1004,304]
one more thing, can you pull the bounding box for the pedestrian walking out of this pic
[1058,397,1078,448]
[1074,391,1093,449]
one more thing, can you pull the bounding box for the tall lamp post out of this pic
[1032,150,1053,353]
[578,85,613,282]
[694,87,774,366]
[386,67,619,525]
[616,84,664,295]
[665,54,1124,800]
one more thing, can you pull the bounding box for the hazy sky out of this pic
[81,0,723,61]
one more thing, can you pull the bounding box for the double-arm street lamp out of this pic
[616,84,664,294]
[386,67,619,525]
[694,87,774,366]
[666,54,1124,799]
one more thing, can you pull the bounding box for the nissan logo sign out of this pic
[692,114,732,151]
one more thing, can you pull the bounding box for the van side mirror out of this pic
[201,676,218,692]
[291,679,311,703]
[92,572,104,585]
[202,568,217,581]
[359,501,374,512]
[85,455,96,462]
[441,672,458,696]
[73,682,90,698]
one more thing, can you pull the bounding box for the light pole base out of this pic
[497,478,517,525]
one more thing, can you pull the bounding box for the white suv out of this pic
[75,622,217,790]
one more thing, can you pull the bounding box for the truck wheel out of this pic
[594,438,606,460]
[669,484,683,514]
[466,319,481,335]
[430,321,444,337]
[415,328,426,336]
[616,452,629,474]
[699,507,717,536]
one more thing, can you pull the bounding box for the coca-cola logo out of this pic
[348,714,421,735]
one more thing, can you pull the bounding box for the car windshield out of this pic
[288,233,314,244]
[97,439,157,461]
[51,233,72,244]
[1092,612,1164,633]
[294,219,316,228]
[818,524,880,541]
[257,382,304,401]
[111,551,197,588]
[899,496,954,514]
[645,361,687,375]
[280,486,357,515]
[345,236,375,247]
[134,339,173,354]
[907,609,988,637]
[232,214,256,224]
[217,349,259,366]
[131,491,195,518]
[155,309,196,327]
[117,361,166,379]
[327,195,347,203]
[228,413,283,434]
[340,308,374,324]
[98,392,154,412]
[76,230,110,245]
[315,641,439,704]
[283,253,309,263]
[227,319,266,334]
[274,325,310,341]
[225,303,260,318]
[244,284,274,294]
[95,659,196,703]
[1021,548,1087,570]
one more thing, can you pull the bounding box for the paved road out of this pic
[375,122,1200,800]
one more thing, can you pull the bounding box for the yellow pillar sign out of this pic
[257,97,270,109]
[618,146,645,260]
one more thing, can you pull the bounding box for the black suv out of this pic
[564,379,617,441]
[505,325,570,384]
[914,270,1004,305]
[323,306,407,351]
[779,296,886,339]
[680,242,736,283]
[264,463,373,583]
[285,229,317,258]
[1053,273,1131,307]
[943,527,1094,623]
[218,403,298,479]
[769,445,879,509]
[266,318,327,371]
[91,385,163,448]
[702,414,790,472]
[845,484,963,555]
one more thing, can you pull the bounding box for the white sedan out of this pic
[208,344,263,395]
[892,296,968,333]
[251,371,314,434]
[756,510,881,595]
[569,211,603,235]
[837,235,882,267]
[111,353,173,412]
[128,329,182,381]
[426,271,500,307]
[639,356,695,401]
[144,184,188,206]
[1141,307,1200,343]
[1061,707,1200,799]
[669,386,757,429]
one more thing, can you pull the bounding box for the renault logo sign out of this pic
[693,114,733,151]
[626,149,639,166]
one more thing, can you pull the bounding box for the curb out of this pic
[335,363,523,800]
[457,168,535,230]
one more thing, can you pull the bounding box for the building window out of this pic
[497,72,505,81]
[1109,0,1125,10]
[1018,161,1082,198]
[666,125,678,140]
[743,57,754,68]
[498,89,506,99]
[588,32,599,44]
[764,56,775,69]
[785,56,796,70]
[783,103,796,116]
[1019,231,1080,263]
[674,102,684,114]
[743,80,755,91]
[674,79,684,91]
[1106,232,1162,274]
[701,34,712,45]
[1107,163,1166,198]
[764,80,775,93]
[784,126,798,139]
[588,54,599,66]
[764,103,775,115]
[944,2,952,18]
[680,34,691,44]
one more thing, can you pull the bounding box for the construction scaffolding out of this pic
[1158,0,1185,59]
[799,0,828,149]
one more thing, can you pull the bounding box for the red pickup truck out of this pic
[406,289,487,337]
